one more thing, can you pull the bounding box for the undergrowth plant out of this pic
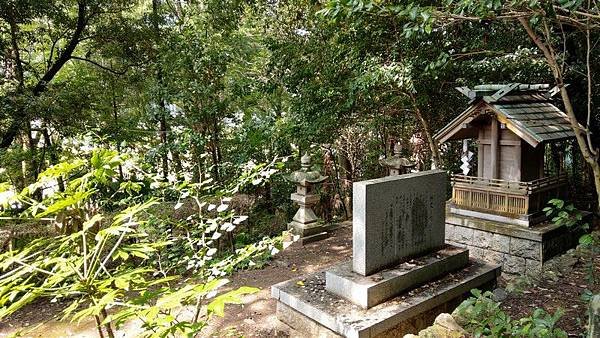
[543,198,597,284]
[0,149,288,337]
[543,199,589,235]
[453,289,567,338]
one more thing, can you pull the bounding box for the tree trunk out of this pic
[327,146,349,219]
[159,113,169,180]
[172,148,183,179]
[8,6,40,186]
[100,308,115,338]
[519,17,600,210]
[7,8,24,92]
[94,315,106,338]
[111,89,124,180]
[409,92,441,169]
[210,118,221,182]
[191,135,203,183]
[42,128,65,191]
[25,122,39,185]
[152,0,170,181]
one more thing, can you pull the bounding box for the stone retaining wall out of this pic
[445,223,542,275]
[445,212,584,276]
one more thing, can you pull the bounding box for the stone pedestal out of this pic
[272,260,500,338]
[325,246,469,309]
[445,210,589,275]
[287,193,328,244]
[448,203,547,228]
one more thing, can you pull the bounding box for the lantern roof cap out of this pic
[380,143,416,169]
[287,153,328,185]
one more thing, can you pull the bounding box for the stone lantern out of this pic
[379,143,416,176]
[287,153,329,244]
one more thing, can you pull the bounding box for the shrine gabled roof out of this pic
[434,83,576,147]
[492,102,574,145]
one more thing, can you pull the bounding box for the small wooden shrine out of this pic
[435,83,574,226]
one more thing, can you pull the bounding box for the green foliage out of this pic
[0,150,287,337]
[1,149,143,236]
[142,157,286,276]
[542,199,598,284]
[543,199,594,247]
[0,199,186,334]
[454,289,568,337]
[543,199,588,229]
[454,289,513,336]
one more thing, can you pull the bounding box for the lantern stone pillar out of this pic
[287,153,329,244]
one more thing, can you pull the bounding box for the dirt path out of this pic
[202,223,353,337]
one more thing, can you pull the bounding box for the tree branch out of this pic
[70,56,128,75]
[32,1,88,95]
[553,5,600,21]
[585,0,597,156]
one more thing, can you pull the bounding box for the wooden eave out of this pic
[490,105,541,147]
[434,102,485,144]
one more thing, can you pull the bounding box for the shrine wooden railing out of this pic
[450,174,568,217]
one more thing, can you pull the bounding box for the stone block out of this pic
[491,233,511,253]
[288,222,330,246]
[454,226,473,244]
[467,246,485,260]
[445,224,455,242]
[510,238,541,261]
[299,231,329,245]
[473,229,492,249]
[276,303,342,338]
[446,241,466,248]
[483,250,505,266]
[525,259,542,275]
[290,192,320,205]
[503,255,526,275]
[325,247,469,308]
[353,170,447,276]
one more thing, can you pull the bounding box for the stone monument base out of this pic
[325,246,469,309]
[288,221,329,245]
[445,211,590,275]
[272,260,500,338]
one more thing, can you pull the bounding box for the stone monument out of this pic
[379,143,415,176]
[272,170,501,337]
[287,153,329,244]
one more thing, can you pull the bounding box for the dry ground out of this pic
[202,224,353,337]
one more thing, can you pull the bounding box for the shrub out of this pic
[453,289,567,338]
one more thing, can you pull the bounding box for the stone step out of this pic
[271,260,500,338]
[325,246,469,308]
[300,231,329,245]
